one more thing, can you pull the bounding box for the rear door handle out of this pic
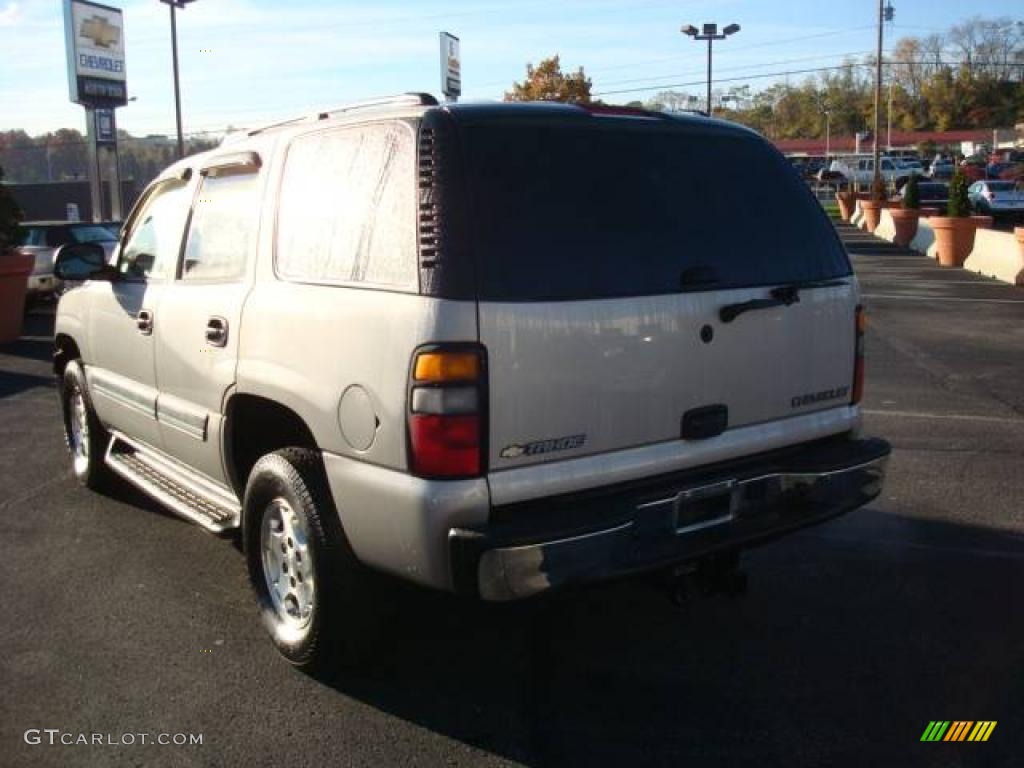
[205,316,228,347]
[136,309,154,335]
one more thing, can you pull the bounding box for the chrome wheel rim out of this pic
[260,497,315,632]
[69,389,90,475]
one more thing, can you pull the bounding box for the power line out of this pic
[594,59,1024,97]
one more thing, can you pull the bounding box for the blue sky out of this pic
[1,0,1020,136]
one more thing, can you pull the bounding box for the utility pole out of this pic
[871,0,884,192]
[823,110,831,163]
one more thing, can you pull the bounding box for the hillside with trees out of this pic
[0,130,218,186]
[641,16,1023,139]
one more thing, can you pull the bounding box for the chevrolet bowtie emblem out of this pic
[80,15,120,49]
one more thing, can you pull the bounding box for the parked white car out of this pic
[968,180,1024,221]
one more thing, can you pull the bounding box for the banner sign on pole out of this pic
[439,32,461,101]
[64,0,127,107]
[95,108,117,144]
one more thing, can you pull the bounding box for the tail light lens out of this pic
[851,306,866,405]
[408,345,486,479]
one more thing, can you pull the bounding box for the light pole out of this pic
[159,0,197,160]
[681,23,740,115]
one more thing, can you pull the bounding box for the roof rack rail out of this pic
[221,92,439,145]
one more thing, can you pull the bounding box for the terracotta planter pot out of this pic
[859,199,887,233]
[0,251,34,344]
[971,215,993,230]
[835,192,856,222]
[889,207,921,247]
[929,217,982,268]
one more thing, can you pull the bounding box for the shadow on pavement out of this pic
[307,509,1024,767]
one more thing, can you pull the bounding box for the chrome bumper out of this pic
[451,437,890,601]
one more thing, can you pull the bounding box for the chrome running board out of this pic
[105,431,240,532]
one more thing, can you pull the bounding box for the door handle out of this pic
[136,309,154,335]
[205,316,228,347]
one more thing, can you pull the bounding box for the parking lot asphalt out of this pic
[2,229,1023,768]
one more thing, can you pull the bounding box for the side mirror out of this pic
[53,242,112,281]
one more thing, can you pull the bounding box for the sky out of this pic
[1,0,1021,137]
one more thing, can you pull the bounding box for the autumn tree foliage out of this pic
[505,55,593,103]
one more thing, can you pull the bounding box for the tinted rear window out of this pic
[987,182,1016,191]
[68,224,118,243]
[461,122,850,301]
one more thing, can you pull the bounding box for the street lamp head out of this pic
[681,24,698,37]
[158,0,197,6]
[702,23,718,36]
[723,23,741,36]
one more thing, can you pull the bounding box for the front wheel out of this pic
[243,448,366,671]
[60,360,114,490]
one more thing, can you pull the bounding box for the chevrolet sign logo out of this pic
[80,15,120,49]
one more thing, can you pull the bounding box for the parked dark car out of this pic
[901,181,950,215]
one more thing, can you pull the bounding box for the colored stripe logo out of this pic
[921,721,996,742]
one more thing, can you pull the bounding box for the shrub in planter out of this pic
[859,175,889,233]
[930,170,985,267]
[835,187,857,222]
[0,166,32,344]
[889,174,922,247]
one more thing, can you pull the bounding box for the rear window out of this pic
[987,181,1016,191]
[68,224,118,244]
[460,121,850,301]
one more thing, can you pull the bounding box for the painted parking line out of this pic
[862,293,1024,304]
[862,409,1024,424]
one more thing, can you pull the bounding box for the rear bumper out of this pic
[450,436,890,600]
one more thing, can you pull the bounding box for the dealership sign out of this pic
[63,0,127,107]
[439,31,460,101]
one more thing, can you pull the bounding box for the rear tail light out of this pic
[851,306,866,405]
[408,345,486,479]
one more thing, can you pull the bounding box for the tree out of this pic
[0,166,23,253]
[505,56,593,103]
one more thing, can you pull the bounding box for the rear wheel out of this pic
[243,448,366,671]
[60,360,113,490]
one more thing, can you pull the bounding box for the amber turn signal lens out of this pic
[414,352,480,382]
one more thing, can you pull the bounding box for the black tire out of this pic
[243,447,366,671]
[60,360,114,490]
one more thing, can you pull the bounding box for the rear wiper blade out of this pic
[768,278,849,305]
[719,279,848,323]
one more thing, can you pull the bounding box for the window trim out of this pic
[272,118,419,293]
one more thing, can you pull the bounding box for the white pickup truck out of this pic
[830,154,923,188]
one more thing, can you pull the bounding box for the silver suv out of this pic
[53,94,890,669]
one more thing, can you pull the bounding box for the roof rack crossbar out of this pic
[221,92,438,144]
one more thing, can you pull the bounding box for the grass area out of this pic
[820,200,840,221]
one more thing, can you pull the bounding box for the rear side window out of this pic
[460,122,851,301]
[16,227,45,247]
[276,121,416,289]
[182,171,260,281]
